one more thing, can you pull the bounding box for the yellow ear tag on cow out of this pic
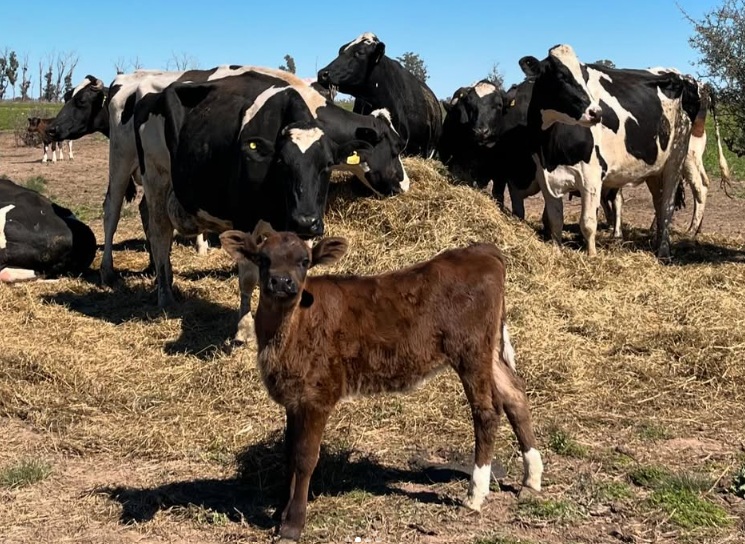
[249,142,257,150]
[509,99,516,107]
[346,151,360,165]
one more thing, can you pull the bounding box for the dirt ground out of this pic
[1,133,744,544]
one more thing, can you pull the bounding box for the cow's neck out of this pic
[254,297,299,352]
[94,105,111,138]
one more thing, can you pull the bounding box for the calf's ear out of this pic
[311,237,348,267]
[519,56,541,78]
[219,230,260,264]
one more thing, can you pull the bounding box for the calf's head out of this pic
[46,75,106,140]
[519,44,601,129]
[26,117,43,134]
[220,221,348,306]
[317,32,385,92]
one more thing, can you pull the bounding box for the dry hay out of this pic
[1,156,744,542]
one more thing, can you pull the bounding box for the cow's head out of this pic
[46,75,107,140]
[337,108,408,196]
[519,45,601,129]
[445,81,505,146]
[221,221,348,308]
[241,120,372,238]
[317,32,385,92]
[26,117,43,133]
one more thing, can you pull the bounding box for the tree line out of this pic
[0,49,79,102]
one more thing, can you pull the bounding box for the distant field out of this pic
[0,102,63,132]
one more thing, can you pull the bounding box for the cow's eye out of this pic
[355,50,364,58]
[301,258,310,268]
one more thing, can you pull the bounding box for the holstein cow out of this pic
[317,32,443,158]
[219,221,542,543]
[0,178,96,282]
[135,71,379,345]
[48,69,408,287]
[26,117,73,163]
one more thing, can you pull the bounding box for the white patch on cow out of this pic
[241,86,289,129]
[522,448,543,491]
[71,77,93,97]
[399,161,410,192]
[288,126,324,153]
[502,323,516,371]
[474,81,497,98]
[371,108,392,126]
[0,204,15,249]
[344,32,379,51]
[464,464,491,511]
[0,267,37,283]
[547,44,601,128]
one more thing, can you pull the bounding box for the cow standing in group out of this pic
[27,117,73,163]
[317,32,443,158]
[220,221,542,543]
[0,178,96,282]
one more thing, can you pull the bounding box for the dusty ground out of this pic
[1,133,744,544]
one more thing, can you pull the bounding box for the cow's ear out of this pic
[242,137,275,162]
[519,56,541,78]
[373,41,386,64]
[354,126,383,145]
[311,237,348,268]
[442,100,453,113]
[220,230,261,265]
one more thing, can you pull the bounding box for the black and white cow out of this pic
[317,32,443,158]
[135,71,376,341]
[27,117,73,163]
[0,178,96,282]
[46,75,110,139]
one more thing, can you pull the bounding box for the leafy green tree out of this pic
[594,59,616,69]
[396,51,428,83]
[279,54,296,74]
[485,63,504,89]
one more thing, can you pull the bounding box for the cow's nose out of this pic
[268,276,297,296]
[475,127,491,139]
[318,70,330,82]
[587,106,602,123]
[295,215,324,236]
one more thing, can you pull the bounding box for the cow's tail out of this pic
[707,84,733,197]
[125,177,137,203]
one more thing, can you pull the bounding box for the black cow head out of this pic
[519,44,601,129]
[46,75,107,140]
[338,108,408,196]
[317,32,385,92]
[444,81,505,146]
[26,117,43,132]
[241,121,373,238]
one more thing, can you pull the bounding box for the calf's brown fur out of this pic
[220,221,543,542]
[27,117,72,163]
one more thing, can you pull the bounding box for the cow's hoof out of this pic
[100,268,118,287]
[517,485,541,502]
[277,525,301,543]
[462,495,485,512]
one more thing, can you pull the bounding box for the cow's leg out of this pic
[141,171,176,308]
[279,406,330,542]
[138,195,156,274]
[656,175,680,260]
[542,194,564,247]
[235,261,259,344]
[67,140,74,160]
[195,233,209,256]
[490,349,542,494]
[51,141,58,163]
[281,410,298,522]
[42,143,49,164]
[491,178,507,211]
[0,267,37,283]
[601,188,623,239]
[460,365,500,512]
[579,184,601,257]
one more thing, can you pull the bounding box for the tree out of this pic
[4,50,19,98]
[0,52,7,100]
[685,0,745,155]
[396,52,428,83]
[279,54,296,74]
[20,54,31,101]
[594,59,616,69]
[167,51,199,71]
[43,61,56,102]
[55,52,78,101]
[484,63,504,89]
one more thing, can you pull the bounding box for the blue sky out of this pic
[1,0,715,99]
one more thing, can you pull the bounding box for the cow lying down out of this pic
[0,178,96,283]
[220,221,542,542]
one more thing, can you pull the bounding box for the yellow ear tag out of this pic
[249,142,257,150]
[509,99,516,107]
[346,151,360,165]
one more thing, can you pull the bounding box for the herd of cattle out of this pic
[0,33,736,541]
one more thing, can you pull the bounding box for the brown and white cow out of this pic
[27,117,73,163]
[220,221,543,543]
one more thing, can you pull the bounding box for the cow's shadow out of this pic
[42,282,237,359]
[100,433,489,529]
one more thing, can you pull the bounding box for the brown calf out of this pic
[26,117,72,163]
[220,222,543,542]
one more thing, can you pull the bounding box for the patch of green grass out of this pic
[72,204,101,223]
[729,464,745,499]
[594,480,634,502]
[546,425,587,458]
[0,458,52,489]
[629,465,730,529]
[24,175,48,194]
[637,422,672,441]
[473,536,537,544]
[0,101,62,131]
[516,496,579,523]
[175,504,230,526]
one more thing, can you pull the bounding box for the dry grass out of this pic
[1,154,745,543]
